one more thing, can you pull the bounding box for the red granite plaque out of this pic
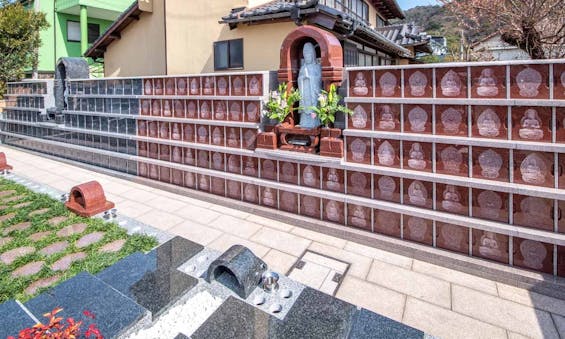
[472,230,509,264]
[176,77,188,96]
[403,141,432,172]
[138,142,147,157]
[153,78,164,95]
[404,179,433,209]
[226,180,242,200]
[373,175,400,203]
[556,108,565,142]
[322,167,344,193]
[280,162,298,185]
[300,195,321,219]
[138,163,148,178]
[210,126,225,147]
[471,147,509,182]
[436,184,469,216]
[323,199,345,225]
[189,77,201,96]
[260,187,278,209]
[513,150,554,188]
[197,150,209,169]
[347,204,372,231]
[243,184,259,204]
[374,139,400,168]
[227,154,241,174]
[242,156,258,177]
[228,101,243,121]
[511,106,551,142]
[554,63,565,100]
[211,152,225,171]
[435,105,468,136]
[260,159,277,181]
[172,169,184,186]
[471,189,509,223]
[196,125,210,144]
[231,76,246,96]
[216,76,229,96]
[242,128,257,149]
[183,123,195,142]
[375,69,401,98]
[226,127,242,148]
[159,144,171,161]
[513,194,554,231]
[165,78,175,96]
[244,101,261,123]
[403,215,433,245]
[373,209,401,238]
[436,67,468,99]
[213,100,227,120]
[436,222,469,255]
[513,237,553,274]
[151,99,161,116]
[404,68,433,98]
[184,171,196,189]
[347,137,371,164]
[510,64,550,100]
[558,246,565,277]
[159,166,171,183]
[140,100,151,115]
[148,143,158,159]
[197,174,210,192]
[349,70,373,97]
[199,100,212,120]
[471,105,508,140]
[435,143,469,177]
[186,100,198,118]
[183,148,195,166]
[202,76,215,96]
[173,99,185,118]
[158,122,170,139]
[348,103,372,130]
[301,164,320,188]
[280,191,298,213]
[347,171,371,198]
[404,104,432,134]
[211,177,226,196]
[471,65,507,99]
[247,75,263,96]
[374,103,401,132]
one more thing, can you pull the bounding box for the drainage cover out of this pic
[287,251,349,296]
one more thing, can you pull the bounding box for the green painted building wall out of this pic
[25,0,134,76]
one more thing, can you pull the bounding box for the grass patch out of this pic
[0,178,158,303]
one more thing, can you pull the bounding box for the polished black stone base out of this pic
[0,300,36,338]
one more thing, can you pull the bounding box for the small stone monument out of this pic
[65,181,115,217]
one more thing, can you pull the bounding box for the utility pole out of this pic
[32,0,41,79]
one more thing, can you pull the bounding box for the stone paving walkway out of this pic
[2,145,565,339]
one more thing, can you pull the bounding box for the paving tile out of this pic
[319,273,340,295]
[56,223,87,237]
[261,249,297,275]
[452,285,559,338]
[291,227,346,249]
[12,202,31,209]
[99,239,127,253]
[336,276,406,322]
[29,231,52,242]
[288,261,331,289]
[12,261,44,278]
[496,283,565,318]
[209,204,250,219]
[28,208,50,217]
[302,251,349,274]
[3,221,32,235]
[208,233,270,258]
[0,213,16,223]
[551,314,565,337]
[1,196,22,203]
[76,232,105,248]
[135,210,184,231]
[47,216,68,226]
[507,332,531,339]
[145,196,188,213]
[250,227,311,256]
[114,200,154,218]
[51,252,86,271]
[412,260,498,296]
[0,246,35,265]
[366,260,451,309]
[122,188,161,204]
[39,241,68,256]
[308,242,372,279]
[344,241,413,269]
[168,221,222,246]
[208,215,262,239]
[173,205,222,225]
[403,297,507,339]
[245,215,295,232]
[0,237,12,246]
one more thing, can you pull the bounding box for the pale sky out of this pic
[396,0,440,10]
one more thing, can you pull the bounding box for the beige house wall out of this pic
[165,0,295,74]
[104,0,167,77]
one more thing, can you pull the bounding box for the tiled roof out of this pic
[221,1,412,58]
[376,23,431,47]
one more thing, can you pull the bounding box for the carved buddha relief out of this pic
[141,100,150,115]
[148,121,158,138]
[350,139,367,163]
[154,79,163,95]
[408,71,427,96]
[172,146,182,163]
[165,78,175,95]
[212,152,224,170]
[197,126,208,143]
[138,142,147,156]
[184,172,195,187]
[408,106,428,132]
[230,102,242,121]
[198,151,209,168]
[190,78,199,95]
[148,143,158,158]
[302,196,319,216]
[183,124,193,142]
[477,191,502,220]
[149,164,158,179]
[519,197,552,228]
[441,107,463,134]
[262,160,276,180]
[478,149,503,179]
[200,101,211,119]
[520,153,547,185]
[325,201,341,223]
[303,165,318,187]
[203,77,214,95]
[177,78,187,95]
[227,181,241,197]
[248,76,260,95]
[187,101,197,118]
[440,224,465,251]
[349,172,367,196]
[159,122,169,139]
[407,217,428,241]
[376,210,400,235]
[379,71,397,96]
[228,155,240,173]
[351,105,368,128]
[352,72,369,96]
[408,143,427,170]
[516,67,542,98]
[163,100,172,117]
[243,130,256,148]
[440,146,463,174]
[262,188,276,207]
[138,120,147,136]
[478,231,504,259]
[408,181,427,206]
[139,163,148,176]
[215,101,226,120]
[281,162,295,183]
[244,184,258,202]
[378,105,396,130]
[212,127,222,145]
[144,79,152,95]
[440,70,462,97]
[377,141,395,166]
[246,103,259,122]
[184,148,194,165]
[227,128,239,147]
[232,77,244,96]
[441,185,463,213]
[519,108,544,140]
[217,77,228,95]
[519,240,547,270]
[152,100,161,116]
[350,205,369,228]
[174,100,184,117]
[477,68,499,97]
[243,157,257,176]
[477,108,501,137]
[281,192,296,211]
[377,176,396,200]
[325,168,341,191]
[172,123,181,140]
[199,175,209,191]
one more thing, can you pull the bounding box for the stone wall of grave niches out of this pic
[344,60,565,276]
[3,81,54,122]
[2,64,565,278]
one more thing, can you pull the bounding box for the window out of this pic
[67,21,100,43]
[214,39,244,70]
[319,0,369,22]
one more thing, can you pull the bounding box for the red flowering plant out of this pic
[8,307,103,339]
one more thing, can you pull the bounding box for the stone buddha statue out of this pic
[298,42,322,129]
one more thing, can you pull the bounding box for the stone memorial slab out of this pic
[323,200,345,224]
[436,222,469,255]
[323,167,344,193]
[511,64,549,99]
[25,272,149,338]
[405,105,432,133]
[0,300,36,338]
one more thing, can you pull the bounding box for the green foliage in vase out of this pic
[264,82,301,123]
[309,84,352,127]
